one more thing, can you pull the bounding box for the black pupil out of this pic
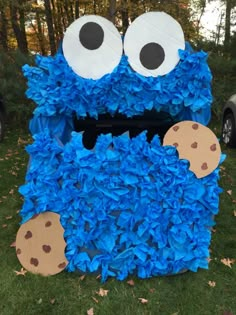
[79,22,104,50]
[139,42,165,70]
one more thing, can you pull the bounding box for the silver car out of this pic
[0,95,5,142]
[222,94,236,147]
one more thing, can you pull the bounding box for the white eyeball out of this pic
[62,15,123,79]
[124,12,185,77]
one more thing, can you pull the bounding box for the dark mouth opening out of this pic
[74,110,177,149]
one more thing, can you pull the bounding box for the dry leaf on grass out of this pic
[14,268,27,276]
[127,279,135,286]
[138,298,148,304]
[2,224,7,228]
[233,210,236,217]
[10,241,16,248]
[50,298,56,305]
[208,281,216,287]
[92,297,99,304]
[87,307,94,315]
[221,258,235,268]
[227,190,232,196]
[5,216,13,220]
[79,275,86,281]
[96,288,109,297]
[37,298,43,304]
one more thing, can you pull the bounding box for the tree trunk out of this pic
[75,0,80,18]
[224,0,232,53]
[9,0,28,54]
[107,0,116,24]
[0,5,8,50]
[35,8,46,55]
[121,0,129,33]
[93,0,97,14]
[44,0,56,55]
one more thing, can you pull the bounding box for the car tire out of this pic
[222,112,236,147]
[0,111,4,142]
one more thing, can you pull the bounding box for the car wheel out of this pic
[0,111,4,142]
[222,112,236,147]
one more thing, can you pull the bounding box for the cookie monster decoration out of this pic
[15,12,225,281]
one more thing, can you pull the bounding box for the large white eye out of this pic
[62,15,123,79]
[124,12,185,77]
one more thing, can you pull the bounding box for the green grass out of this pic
[0,126,235,315]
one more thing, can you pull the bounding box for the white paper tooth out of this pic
[122,131,130,138]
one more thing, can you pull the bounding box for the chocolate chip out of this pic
[30,257,39,267]
[25,231,32,239]
[192,123,199,130]
[45,221,52,227]
[16,248,21,255]
[42,245,51,253]
[173,142,179,147]
[173,126,179,132]
[191,142,198,149]
[58,262,66,269]
[201,162,208,170]
[210,144,217,151]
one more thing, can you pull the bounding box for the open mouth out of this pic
[74,110,176,149]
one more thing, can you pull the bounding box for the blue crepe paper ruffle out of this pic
[22,43,212,126]
[19,131,223,281]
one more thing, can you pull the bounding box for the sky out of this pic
[200,0,236,41]
[200,0,225,39]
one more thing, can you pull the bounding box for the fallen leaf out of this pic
[17,137,28,145]
[50,298,55,305]
[227,190,232,196]
[221,258,235,268]
[79,275,86,281]
[10,241,16,248]
[232,200,236,204]
[92,297,99,303]
[127,279,135,286]
[220,166,226,171]
[233,210,236,217]
[138,298,148,304]
[2,224,7,228]
[207,257,212,263]
[5,216,13,220]
[9,189,14,195]
[37,298,43,304]
[149,288,155,293]
[223,311,234,315]
[14,268,27,276]
[208,281,216,287]
[96,288,109,297]
[211,228,216,233]
[96,274,101,280]
[87,308,94,315]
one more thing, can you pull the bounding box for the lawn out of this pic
[0,125,235,315]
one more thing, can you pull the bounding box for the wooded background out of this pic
[0,0,235,124]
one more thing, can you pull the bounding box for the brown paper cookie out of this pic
[163,121,221,178]
[15,212,68,276]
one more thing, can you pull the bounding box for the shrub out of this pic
[0,49,34,127]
